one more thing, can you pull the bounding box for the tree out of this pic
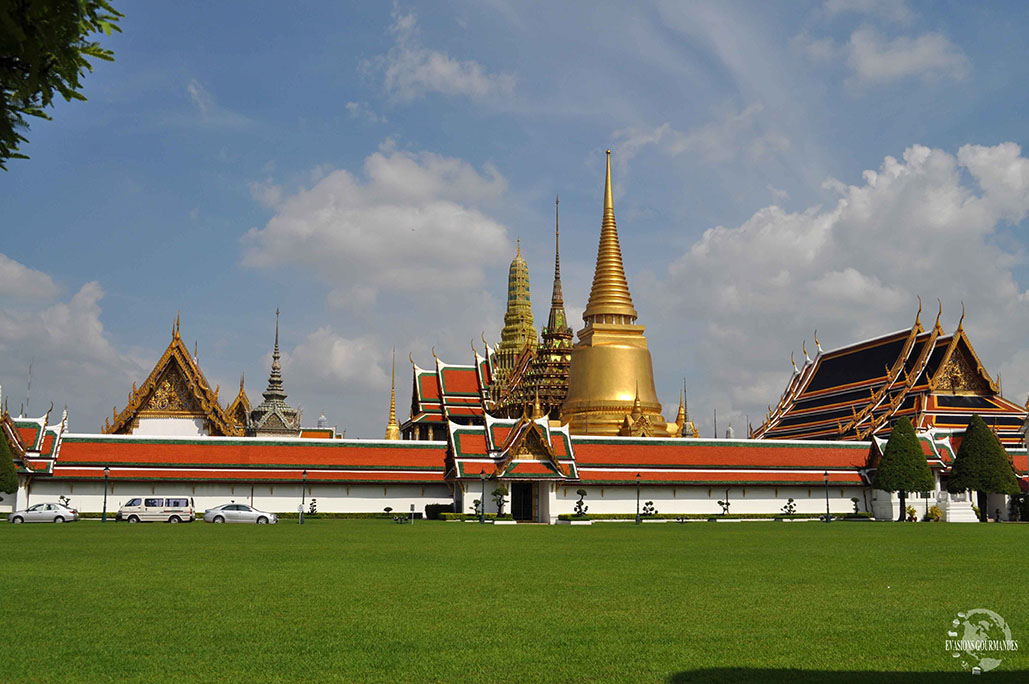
[947,414,1020,522]
[492,486,508,517]
[1,0,123,169]
[0,430,18,495]
[873,417,934,522]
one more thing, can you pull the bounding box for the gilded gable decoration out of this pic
[104,314,240,436]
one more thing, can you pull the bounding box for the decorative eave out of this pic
[105,317,239,436]
[927,313,999,395]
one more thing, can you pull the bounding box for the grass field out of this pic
[2,519,1027,683]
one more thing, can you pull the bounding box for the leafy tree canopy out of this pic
[947,414,1019,496]
[0,0,122,169]
[873,417,934,494]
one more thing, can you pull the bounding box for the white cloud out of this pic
[846,26,970,85]
[613,103,790,165]
[282,328,389,394]
[0,253,59,299]
[0,281,145,429]
[242,142,511,303]
[656,142,1029,427]
[364,8,515,102]
[179,78,254,129]
[345,101,387,124]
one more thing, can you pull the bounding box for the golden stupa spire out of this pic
[583,150,638,325]
[385,348,400,440]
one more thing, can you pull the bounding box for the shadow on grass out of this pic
[668,669,1028,683]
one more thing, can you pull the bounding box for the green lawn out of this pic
[2,519,1027,683]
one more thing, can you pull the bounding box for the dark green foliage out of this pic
[0,0,122,168]
[874,417,934,494]
[492,486,508,516]
[947,414,1019,497]
[0,430,18,494]
[573,489,588,517]
[423,503,451,520]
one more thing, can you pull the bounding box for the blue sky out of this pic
[4,0,1029,437]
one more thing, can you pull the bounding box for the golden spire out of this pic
[385,348,400,440]
[630,382,642,420]
[531,389,544,420]
[583,150,638,324]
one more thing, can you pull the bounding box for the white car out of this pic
[203,503,278,524]
[8,503,80,523]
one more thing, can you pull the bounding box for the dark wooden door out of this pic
[512,482,533,520]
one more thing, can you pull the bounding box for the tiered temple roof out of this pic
[248,309,301,436]
[104,315,240,436]
[753,303,1027,446]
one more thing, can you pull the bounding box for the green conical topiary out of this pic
[0,429,19,495]
[873,417,934,521]
[947,414,1019,521]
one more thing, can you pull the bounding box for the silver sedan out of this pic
[203,503,278,524]
[8,503,80,523]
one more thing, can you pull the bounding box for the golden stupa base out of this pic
[560,323,667,436]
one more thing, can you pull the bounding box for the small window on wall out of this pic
[145,498,162,507]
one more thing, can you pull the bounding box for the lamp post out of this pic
[300,469,307,525]
[636,473,641,525]
[480,471,486,524]
[823,470,831,523]
[102,466,110,523]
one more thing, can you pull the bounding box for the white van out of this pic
[117,497,195,523]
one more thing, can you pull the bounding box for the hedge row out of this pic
[556,512,873,521]
[440,513,513,521]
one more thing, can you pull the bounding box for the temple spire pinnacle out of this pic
[583,149,638,324]
[385,347,400,440]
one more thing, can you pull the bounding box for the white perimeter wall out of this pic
[552,484,869,517]
[16,478,875,519]
[20,479,453,515]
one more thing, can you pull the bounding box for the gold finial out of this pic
[175,310,180,337]
[194,340,198,359]
[409,352,416,369]
[935,298,942,331]
[631,381,643,420]
[791,352,798,372]
[531,389,544,420]
[802,340,810,362]
[386,348,400,440]
[915,296,922,328]
[814,330,822,353]
[582,148,638,323]
[958,301,965,332]
[431,346,438,361]
[516,238,521,258]
[240,373,245,391]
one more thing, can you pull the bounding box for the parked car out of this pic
[203,503,278,524]
[117,496,195,523]
[8,502,79,523]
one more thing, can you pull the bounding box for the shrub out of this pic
[717,499,730,515]
[781,498,796,516]
[850,497,860,514]
[424,503,451,520]
[308,498,317,516]
[470,499,481,515]
[384,507,393,515]
[574,489,588,517]
[924,505,942,522]
[642,501,658,516]
[905,505,917,522]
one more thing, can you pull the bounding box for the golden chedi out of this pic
[561,151,667,436]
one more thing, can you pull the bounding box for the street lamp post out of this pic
[102,466,110,523]
[636,473,641,525]
[480,471,486,524]
[300,469,307,525]
[823,470,831,523]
